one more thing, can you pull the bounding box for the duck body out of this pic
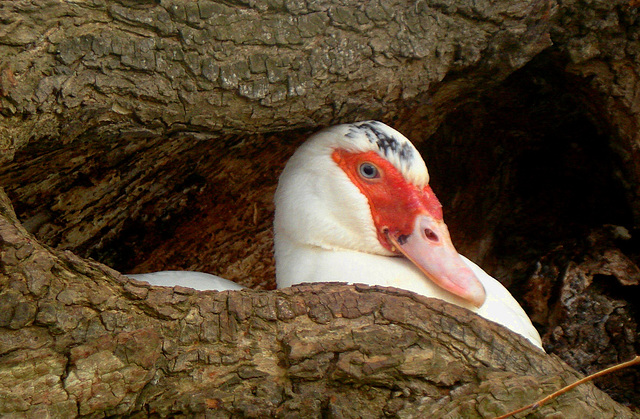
[128,271,243,291]
[131,121,543,349]
[275,235,542,347]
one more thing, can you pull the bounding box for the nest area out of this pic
[1,51,635,293]
[1,51,639,410]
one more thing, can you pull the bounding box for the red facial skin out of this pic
[332,148,487,308]
[332,149,442,252]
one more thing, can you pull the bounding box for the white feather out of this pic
[274,237,542,348]
[128,271,243,291]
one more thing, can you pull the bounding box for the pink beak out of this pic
[386,214,486,307]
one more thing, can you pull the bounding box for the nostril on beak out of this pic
[397,234,409,245]
[424,228,439,242]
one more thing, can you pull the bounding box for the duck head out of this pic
[274,121,486,307]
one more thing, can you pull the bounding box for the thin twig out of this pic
[493,355,640,419]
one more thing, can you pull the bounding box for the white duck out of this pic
[130,121,543,349]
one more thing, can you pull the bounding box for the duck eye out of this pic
[358,162,379,179]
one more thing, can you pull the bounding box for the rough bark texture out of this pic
[0,0,554,158]
[0,189,636,418]
[1,0,640,416]
[553,0,640,221]
[524,226,640,409]
[0,131,297,288]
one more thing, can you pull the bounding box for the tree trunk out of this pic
[0,189,635,417]
[0,0,555,155]
[1,0,640,416]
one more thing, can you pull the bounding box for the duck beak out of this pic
[386,214,486,307]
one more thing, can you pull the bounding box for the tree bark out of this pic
[0,189,636,417]
[524,227,640,410]
[0,0,554,159]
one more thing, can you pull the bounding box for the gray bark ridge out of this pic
[0,0,554,161]
[0,188,636,417]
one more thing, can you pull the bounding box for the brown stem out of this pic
[494,355,640,419]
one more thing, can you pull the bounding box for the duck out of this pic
[127,270,243,291]
[129,121,543,349]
